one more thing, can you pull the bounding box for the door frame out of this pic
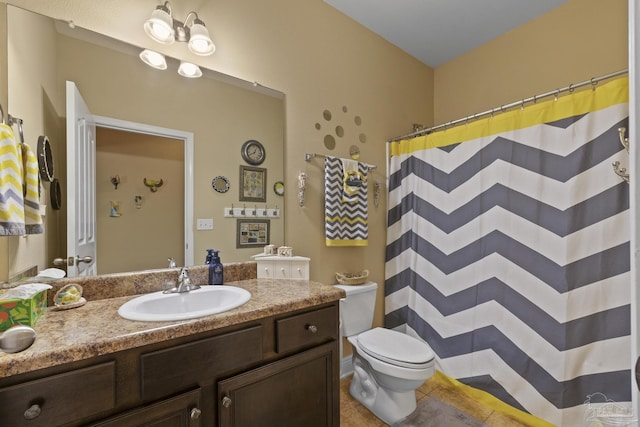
[94,115,194,267]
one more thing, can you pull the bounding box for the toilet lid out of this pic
[357,328,434,368]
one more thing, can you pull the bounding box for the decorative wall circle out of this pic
[273,181,284,196]
[211,176,230,193]
[324,134,336,150]
[50,178,61,210]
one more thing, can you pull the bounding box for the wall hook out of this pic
[612,127,630,184]
[111,175,120,189]
[143,177,164,192]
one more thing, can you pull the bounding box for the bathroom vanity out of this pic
[0,276,343,426]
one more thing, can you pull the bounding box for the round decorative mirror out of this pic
[212,176,230,193]
[37,135,54,182]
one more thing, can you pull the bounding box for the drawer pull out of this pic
[24,404,42,420]
[306,324,318,334]
[190,407,202,420]
[222,396,232,408]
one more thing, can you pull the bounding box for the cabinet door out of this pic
[218,342,337,427]
[89,389,202,427]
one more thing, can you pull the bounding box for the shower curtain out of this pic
[385,77,630,426]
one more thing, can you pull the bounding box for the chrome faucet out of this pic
[164,267,201,294]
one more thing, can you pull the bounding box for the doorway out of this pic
[94,116,194,274]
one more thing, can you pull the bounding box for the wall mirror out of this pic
[6,5,285,278]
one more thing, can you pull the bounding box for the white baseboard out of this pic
[340,354,354,378]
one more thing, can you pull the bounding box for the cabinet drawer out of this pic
[289,261,309,279]
[141,325,263,401]
[0,361,116,427]
[276,306,338,353]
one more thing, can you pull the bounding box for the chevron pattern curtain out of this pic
[385,78,630,426]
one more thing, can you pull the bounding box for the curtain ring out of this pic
[500,105,506,114]
[533,95,537,104]
[591,78,598,91]
[554,89,559,101]
[520,100,525,111]
[568,84,574,93]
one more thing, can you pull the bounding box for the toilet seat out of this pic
[356,328,434,369]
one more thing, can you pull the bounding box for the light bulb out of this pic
[188,23,215,55]
[139,50,167,70]
[178,61,202,78]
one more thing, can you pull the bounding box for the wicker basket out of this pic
[335,270,369,285]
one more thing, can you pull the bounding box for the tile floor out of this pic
[340,375,532,426]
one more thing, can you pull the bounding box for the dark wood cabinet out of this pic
[0,302,339,427]
[89,389,202,427]
[218,343,337,427]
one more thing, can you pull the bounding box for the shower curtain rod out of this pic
[388,69,629,143]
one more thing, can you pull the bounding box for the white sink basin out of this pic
[118,285,251,322]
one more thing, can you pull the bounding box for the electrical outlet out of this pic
[197,218,214,230]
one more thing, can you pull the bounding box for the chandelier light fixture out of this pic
[140,1,215,78]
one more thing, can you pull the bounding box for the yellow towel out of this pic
[0,124,25,235]
[22,143,43,234]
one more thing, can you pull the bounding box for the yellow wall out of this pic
[96,128,184,274]
[434,0,628,124]
[1,1,628,360]
[2,0,435,334]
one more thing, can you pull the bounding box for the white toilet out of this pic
[335,282,435,425]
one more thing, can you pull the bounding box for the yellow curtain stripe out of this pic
[431,371,555,426]
[390,77,629,156]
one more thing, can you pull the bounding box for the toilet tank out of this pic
[334,282,378,337]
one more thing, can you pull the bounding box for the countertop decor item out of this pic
[0,283,51,331]
[335,270,369,285]
[278,246,293,257]
[241,139,266,165]
[53,283,86,310]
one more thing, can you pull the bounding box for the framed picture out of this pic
[237,219,270,248]
[239,165,267,202]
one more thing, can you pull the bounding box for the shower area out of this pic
[384,74,634,426]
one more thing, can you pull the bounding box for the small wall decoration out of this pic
[237,219,270,248]
[239,165,267,202]
[110,201,122,217]
[212,175,230,193]
[241,139,266,166]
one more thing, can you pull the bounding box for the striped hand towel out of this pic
[22,143,43,234]
[325,156,368,246]
[0,124,25,235]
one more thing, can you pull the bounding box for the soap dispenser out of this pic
[205,249,215,285]
[211,250,223,285]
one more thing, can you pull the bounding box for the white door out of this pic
[66,81,97,277]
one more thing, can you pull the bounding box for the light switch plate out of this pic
[197,218,214,230]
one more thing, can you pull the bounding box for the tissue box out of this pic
[0,290,47,332]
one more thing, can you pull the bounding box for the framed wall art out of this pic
[239,165,267,202]
[237,219,270,248]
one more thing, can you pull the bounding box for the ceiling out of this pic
[324,0,570,68]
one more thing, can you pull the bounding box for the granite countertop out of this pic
[0,278,345,378]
